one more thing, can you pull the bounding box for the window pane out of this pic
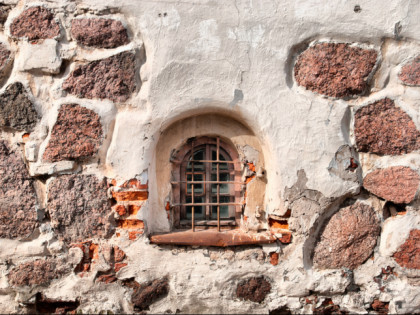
[211,205,231,219]
[186,173,205,195]
[185,196,205,219]
[186,149,205,171]
[186,206,205,219]
[211,183,229,194]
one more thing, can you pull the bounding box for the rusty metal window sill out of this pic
[149,229,277,247]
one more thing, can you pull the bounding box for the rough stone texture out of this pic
[131,279,169,311]
[8,258,67,287]
[363,167,419,204]
[0,4,12,27]
[62,52,136,102]
[393,229,420,269]
[47,174,114,244]
[43,104,103,162]
[399,56,420,86]
[10,6,60,41]
[294,43,377,98]
[0,140,38,239]
[355,98,420,155]
[0,43,10,71]
[71,18,129,49]
[313,202,380,270]
[236,277,271,303]
[0,82,38,131]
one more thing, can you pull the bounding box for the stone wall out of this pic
[0,0,420,314]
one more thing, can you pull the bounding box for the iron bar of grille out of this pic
[183,160,235,164]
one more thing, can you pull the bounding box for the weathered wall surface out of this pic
[0,0,420,313]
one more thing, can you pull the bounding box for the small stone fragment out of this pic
[371,300,389,315]
[236,276,271,303]
[131,278,169,311]
[313,202,380,270]
[363,167,419,204]
[47,174,114,245]
[393,229,420,269]
[71,18,129,49]
[62,51,136,102]
[0,140,38,239]
[399,56,420,86]
[294,42,377,98]
[43,104,102,162]
[17,39,61,74]
[355,98,420,155]
[8,258,68,287]
[10,6,60,41]
[0,82,38,131]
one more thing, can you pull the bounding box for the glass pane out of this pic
[211,205,230,219]
[186,173,205,195]
[211,149,229,171]
[210,173,231,181]
[185,196,205,219]
[186,149,205,171]
[211,183,229,194]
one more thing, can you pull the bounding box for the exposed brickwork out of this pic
[0,140,38,239]
[47,174,114,245]
[8,258,68,287]
[355,98,420,155]
[399,56,420,86]
[62,52,136,102]
[131,278,169,311]
[236,277,271,303]
[294,43,377,98]
[71,18,129,48]
[313,202,380,270]
[42,104,102,162]
[363,167,419,204]
[10,6,60,41]
[112,191,148,201]
[0,82,38,132]
[393,229,420,269]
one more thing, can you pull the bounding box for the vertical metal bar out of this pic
[191,141,195,232]
[217,137,220,232]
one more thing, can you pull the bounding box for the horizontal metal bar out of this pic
[179,220,236,226]
[183,160,236,164]
[172,181,244,185]
[172,203,242,206]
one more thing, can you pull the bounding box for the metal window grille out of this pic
[173,137,242,232]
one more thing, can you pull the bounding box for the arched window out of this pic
[173,136,242,231]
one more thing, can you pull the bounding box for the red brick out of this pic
[112,191,148,201]
[118,219,144,229]
[114,263,127,273]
